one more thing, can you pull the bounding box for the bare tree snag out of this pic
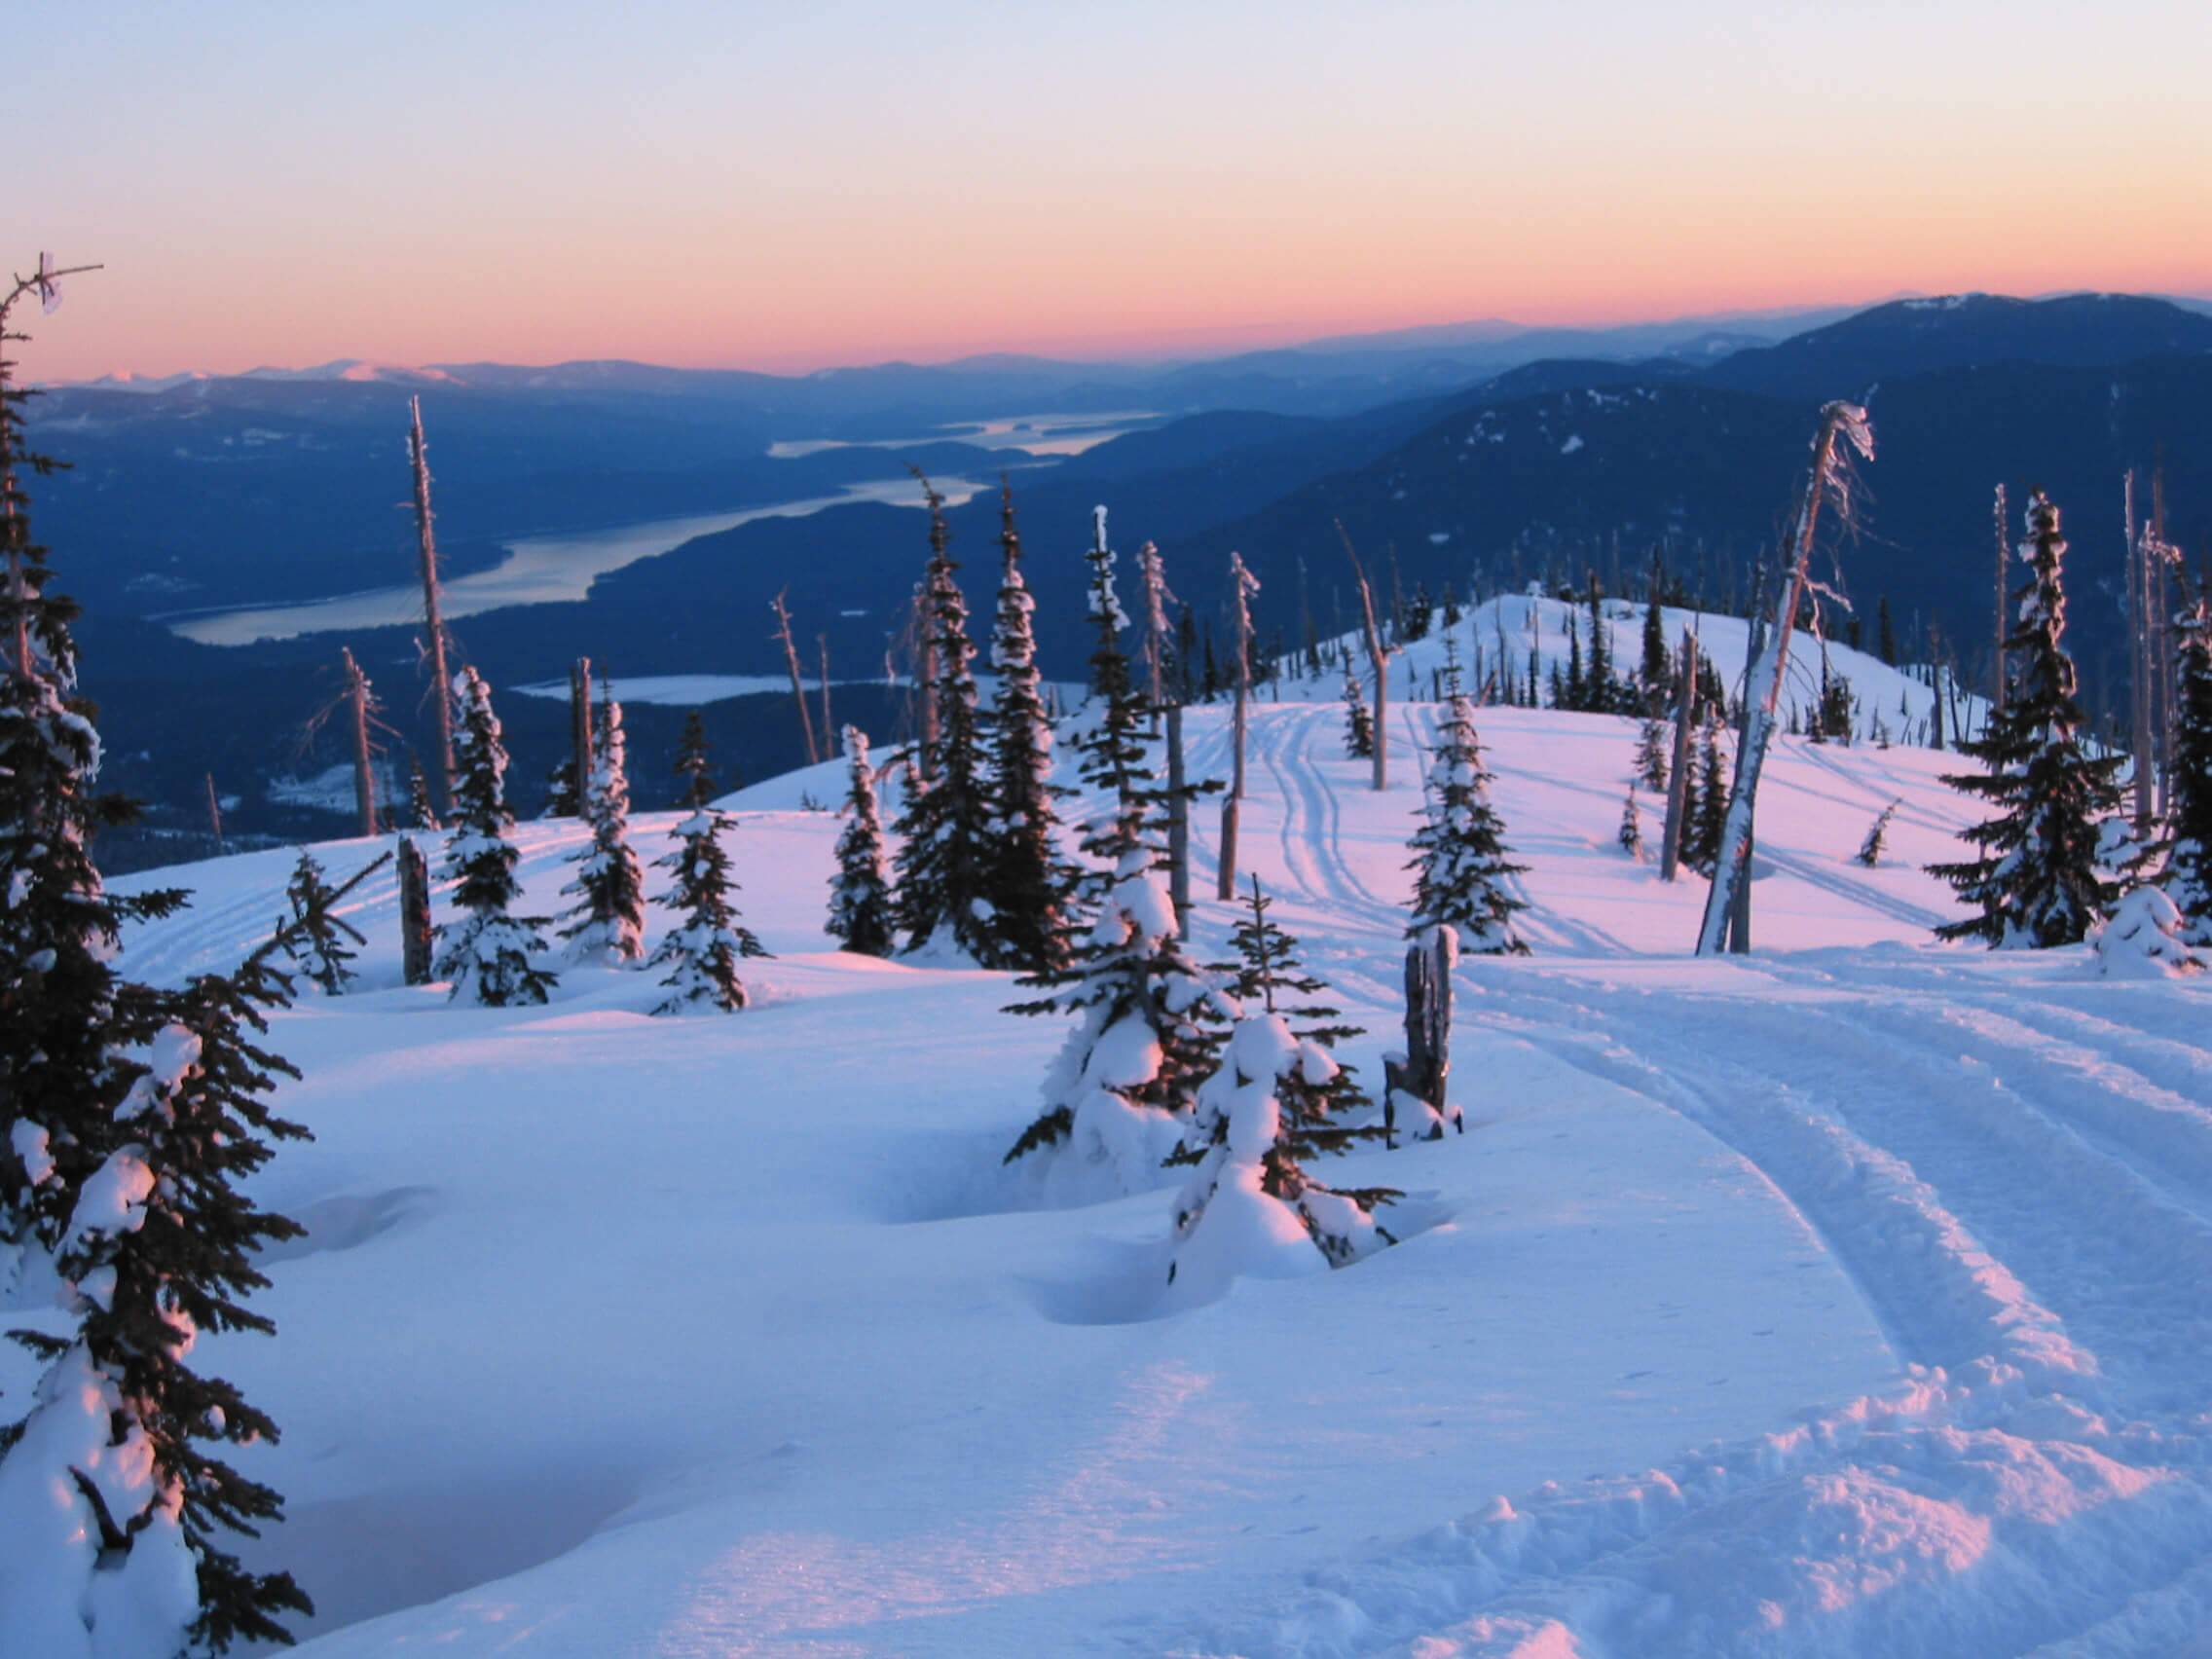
[1166,700,1192,936]
[1338,519,1390,791]
[203,772,225,855]
[1658,629,1698,880]
[342,645,379,837]
[770,588,820,766]
[1383,929,1456,1145]
[1217,551,1260,899]
[569,657,595,814]
[1992,483,2009,716]
[818,632,834,753]
[407,396,455,797]
[396,836,433,985]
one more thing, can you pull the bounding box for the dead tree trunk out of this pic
[1166,700,1192,936]
[2126,470,2156,823]
[1338,519,1390,791]
[1992,483,2009,715]
[2154,465,2178,801]
[343,645,379,837]
[818,633,834,753]
[1383,929,1456,1145]
[771,589,820,766]
[407,397,455,798]
[1217,551,1260,899]
[396,835,433,986]
[203,772,225,855]
[1658,630,1698,880]
[569,657,595,814]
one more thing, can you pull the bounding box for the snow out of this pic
[74,663,2212,1655]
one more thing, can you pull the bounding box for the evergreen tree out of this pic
[1635,717,1670,792]
[1166,878,1396,1286]
[280,848,363,994]
[1876,594,1899,665]
[827,725,897,957]
[1441,579,1462,628]
[2161,601,2212,944]
[559,694,645,966]
[1342,666,1376,759]
[1931,492,2122,947]
[2093,885,2204,977]
[1407,642,1529,953]
[1640,567,1672,712]
[1584,577,1613,711]
[406,752,440,830]
[647,719,765,1014]
[1857,799,1899,866]
[977,482,1075,974]
[1684,713,1730,875]
[1618,785,1643,860]
[433,668,556,1004]
[1564,613,1585,710]
[541,756,579,820]
[1004,526,1226,1192]
[891,479,998,960]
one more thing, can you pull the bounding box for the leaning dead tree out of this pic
[407,396,455,796]
[1216,551,1260,899]
[1338,518,1391,791]
[770,588,820,765]
[342,645,380,837]
[1697,400,1874,955]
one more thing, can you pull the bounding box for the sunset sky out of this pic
[19,0,2212,381]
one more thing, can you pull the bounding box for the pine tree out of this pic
[1635,717,1670,792]
[1342,667,1375,758]
[891,479,998,960]
[2161,601,2212,944]
[559,694,645,966]
[1931,492,2122,947]
[1166,878,1396,1286]
[1857,799,1899,866]
[2093,886,2204,977]
[433,668,556,1004]
[11,962,317,1651]
[977,482,1074,974]
[1618,785,1643,860]
[407,752,440,830]
[827,725,897,957]
[1584,577,1613,712]
[647,718,764,1014]
[1877,595,1899,665]
[1564,613,1586,710]
[1639,568,1671,712]
[541,756,579,819]
[1004,525,1226,1192]
[280,848,363,994]
[1684,714,1730,875]
[1407,643,1529,953]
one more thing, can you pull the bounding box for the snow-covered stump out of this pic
[397,835,433,985]
[1383,928,1457,1144]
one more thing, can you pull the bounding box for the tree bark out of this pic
[407,397,455,798]
[396,836,433,987]
[343,646,379,838]
[771,589,821,766]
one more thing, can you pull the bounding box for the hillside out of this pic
[91,626,2212,1654]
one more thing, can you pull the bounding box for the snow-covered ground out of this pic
[103,639,2211,1655]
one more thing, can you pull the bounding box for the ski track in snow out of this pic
[87,613,2212,1657]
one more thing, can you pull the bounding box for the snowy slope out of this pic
[100,683,2212,1657]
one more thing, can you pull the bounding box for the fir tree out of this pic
[647,719,765,1014]
[542,756,579,820]
[891,479,998,960]
[1857,799,1899,866]
[280,848,363,994]
[1004,525,1226,1192]
[1407,642,1528,954]
[1931,492,2122,947]
[2093,885,2204,978]
[433,668,556,1004]
[1584,577,1613,712]
[1342,665,1375,759]
[559,694,645,966]
[1684,713,1730,875]
[1618,785,1643,860]
[1639,567,1671,712]
[1564,613,1585,710]
[1635,717,1670,792]
[2161,601,2212,944]
[406,752,440,830]
[1876,595,1899,665]
[827,725,897,957]
[977,481,1074,974]
[1165,878,1396,1286]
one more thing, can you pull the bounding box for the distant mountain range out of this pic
[27,289,2212,865]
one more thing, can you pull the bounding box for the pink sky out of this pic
[18,2,2211,381]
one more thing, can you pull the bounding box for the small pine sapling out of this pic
[1635,716,1670,792]
[1406,641,1528,953]
[1166,878,1398,1288]
[433,668,556,1005]
[407,752,441,830]
[647,718,766,1014]
[1856,799,1899,867]
[1618,785,1643,861]
[1342,666,1376,759]
[281,847,365,994]
[2093,885,2204,978]
[559,694,645,966]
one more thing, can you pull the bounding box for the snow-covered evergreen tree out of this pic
[1342,666,1375,759]
[1635,717,1670,792]
[1932,492,2122,947]
[280,848,363,994]
[977,481,1074,974]
[2093,885,2203,978]
[433,668,556,1004]
[1004,523,1227,1192]
[406,752,440,830]
[1857,799,1899,867]
[1640,576,1672,712]
[1406,643,1528,953]
[892,479,998,960]
[541,756,579,820]
[559,693,645,966]
[647,718,765,1014]
[2161,600,2212,944]
[1618,785,1643,860]
[1166,879,1396,1288]
[1684,714,1730,875]
[1,961,314,1653]
[828,726,897,957]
